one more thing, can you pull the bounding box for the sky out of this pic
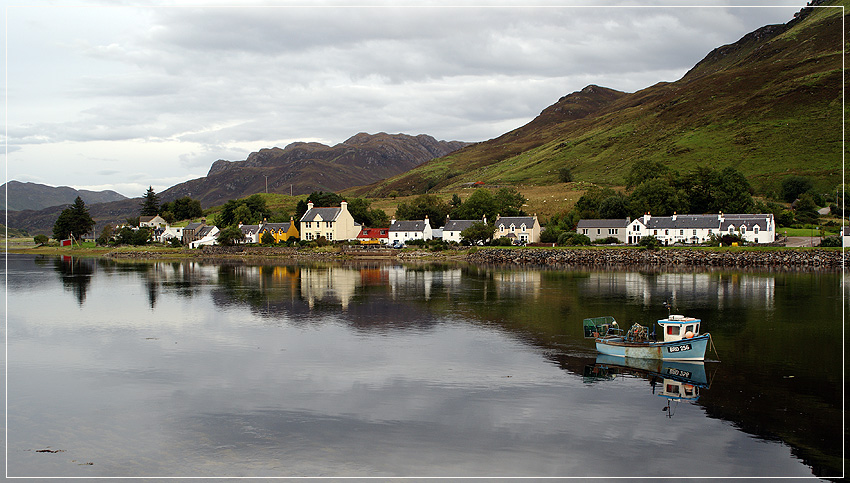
[3,1,807,199]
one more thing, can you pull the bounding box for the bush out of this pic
[638,235,660,250]
[558,167,574,183]
[557,232,591,246]
[595,236,620,245]
[818,236,842,247]
[491,237,514,246]
[719,234,744,246]
[33,234,49,245]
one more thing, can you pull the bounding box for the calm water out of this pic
[4,254,844,479]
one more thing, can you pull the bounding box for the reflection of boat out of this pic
[583,314,712,361]
[584,355,710,417]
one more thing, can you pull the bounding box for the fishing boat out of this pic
[583,313,714,361]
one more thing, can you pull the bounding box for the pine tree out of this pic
[53,196,95,241]
[140,186,160,216]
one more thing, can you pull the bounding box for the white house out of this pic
[157,225,184,243]
[140,215,167,229]
[189,225,220,248]
[389,217,433,244]
[442,216,486,243]
[626,213,775,245]
[239,224,262,244]
[494,215,541,244]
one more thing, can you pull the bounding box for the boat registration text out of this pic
[667,344,692,353]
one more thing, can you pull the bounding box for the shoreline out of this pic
[6,244,845,270]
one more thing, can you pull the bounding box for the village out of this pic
[134,198,781,249]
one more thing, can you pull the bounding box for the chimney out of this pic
[643,212,651,224]
[307,201,314,211]
[340,200,348,212]
[672,212,677,221]
[483,215,487,224]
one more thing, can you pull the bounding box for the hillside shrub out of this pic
[595,236,621,245]
[818,236,841,247]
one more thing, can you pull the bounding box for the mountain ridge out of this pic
[2,181,128,213]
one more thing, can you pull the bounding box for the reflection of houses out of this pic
[386,266,463,300]
[625,213,776,245]
[492,270,542,298]
[494,215,541,244]
[300,266,359,309]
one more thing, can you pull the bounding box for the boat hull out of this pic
[595,334,710,361]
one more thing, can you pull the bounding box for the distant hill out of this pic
[355,2,843,198]
[2,181,128,212]
[7,133,469,235]
[161,132,470,208]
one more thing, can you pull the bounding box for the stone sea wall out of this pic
[466,248,844,270]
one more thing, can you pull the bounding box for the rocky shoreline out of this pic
[467,248,844,270]
[99,245,846,270]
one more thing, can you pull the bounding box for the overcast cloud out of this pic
[4,1,805,198]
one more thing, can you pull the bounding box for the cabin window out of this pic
[685,325,693,333]
[667,326,680,336]
[666,384,679,394]
[695,324,699,333]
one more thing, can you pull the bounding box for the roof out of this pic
[577,218,630,229]
[196,226,216,237]
[357,228,389,239]
[390,220,430,232]
[496,216,535,227]
[261,222,292,232]
[647,215,720,230]
[301,207,341,222]
[240,224,260,234]
[443,219,479,232]
[184,222,204,230]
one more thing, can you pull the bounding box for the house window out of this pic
[510,224,516,232]
[653,230,658,235]
[582,229,588,235]
[326,232,333,240]
[665,230,669,235]
[728,226,734,234]
[679,230,684,236]
[693,230,697,236]
[305,233,313,240]
[741,226,747,234]
[326,221,332,228]
[306,222,312,229]
[597,229,601,235]
[754,226,759,234]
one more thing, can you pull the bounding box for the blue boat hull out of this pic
[595,333,710,361]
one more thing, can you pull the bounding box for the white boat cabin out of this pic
[658,315,701,343]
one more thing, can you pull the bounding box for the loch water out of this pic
[4,254,844,479]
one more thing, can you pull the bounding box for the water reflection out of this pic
[7,255,842,478]
[583,355,711,418]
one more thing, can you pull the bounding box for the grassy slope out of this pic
[353,3,844,202]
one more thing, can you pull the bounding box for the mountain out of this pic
[2,181,128,212]
[161,132,470,208]
[6,133,469,235]
[355,2,843,199]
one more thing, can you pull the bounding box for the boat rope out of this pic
[709,334,721,362]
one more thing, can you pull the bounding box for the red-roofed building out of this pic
[357,227,389,245]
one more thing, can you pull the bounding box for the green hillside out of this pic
[355,2,844,200]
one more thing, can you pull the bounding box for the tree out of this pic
[53,197,95,241]
[395,194,452,223]
[216,225,245,246]
[781,176,813,203]
[627,179,681,217]
[626,160,669,189]
[347,197,390,227]
[460,221,495,245]
[161,197,203,221]
[598,193,629,219]
[710,167,754,213]
[451,189,496,220]
[261,231,276,245]
[33,234,48,245]
[794,193,819,225]
[96,225,114,246]
[558,167,573,183]
[140,186,160,216]
[494,187,526,217]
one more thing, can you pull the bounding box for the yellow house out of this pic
[260,218,300,243]
[299,201,358,242]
